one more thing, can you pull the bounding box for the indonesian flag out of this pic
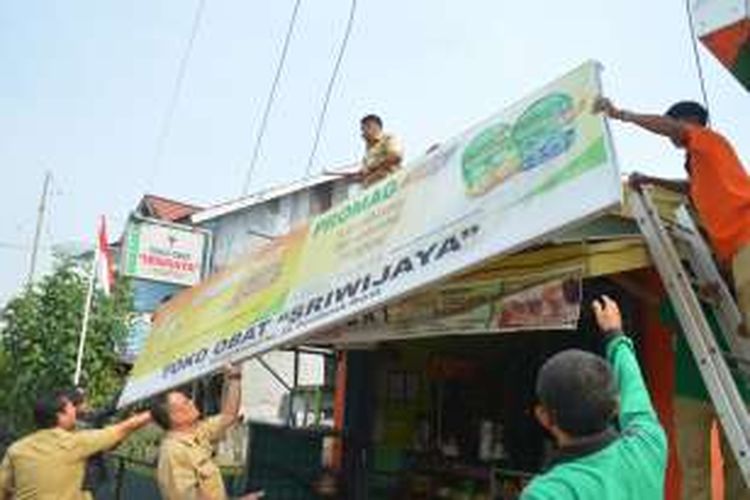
[96,216,115,296]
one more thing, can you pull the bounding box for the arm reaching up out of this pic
[75,411,152,459]
[594,97,686,144]
[220,364,243,429]
[592,296,664,440]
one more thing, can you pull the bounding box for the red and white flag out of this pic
[96,216,115,296]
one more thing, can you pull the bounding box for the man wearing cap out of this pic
[0,390,151,500]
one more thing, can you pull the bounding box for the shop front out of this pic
[321,234,649,499]
[324,198,695,499]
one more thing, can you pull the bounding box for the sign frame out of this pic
[120,215,212,287]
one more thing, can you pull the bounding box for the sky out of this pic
[2,0,750,305]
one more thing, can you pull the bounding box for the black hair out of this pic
[33,391,70,429]
[360,114,383,128]
[536,349,617,436]
[665,101,709,126]
[150,393,172,430]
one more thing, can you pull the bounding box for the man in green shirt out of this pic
[660,301,750,499]
[521,296,667,499]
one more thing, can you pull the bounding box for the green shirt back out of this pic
[521,336,667,500]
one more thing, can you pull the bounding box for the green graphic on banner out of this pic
[461,92,582,197]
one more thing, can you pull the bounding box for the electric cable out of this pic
[147,0,208,189]
[241,0,304,195]
[304,0,358,177]
[684,0,712,122]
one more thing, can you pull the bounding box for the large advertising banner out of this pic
[119,61,620,406]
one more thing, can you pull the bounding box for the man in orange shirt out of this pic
[596,98,750,332]
[596,97,750,498]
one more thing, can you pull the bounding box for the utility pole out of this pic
[27,171,51,287]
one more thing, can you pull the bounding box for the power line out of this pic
[684,0,712,122]
[147,0,208,189]
[305,0,358,177]
[241,0,304,196]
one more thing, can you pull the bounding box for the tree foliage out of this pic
[0,257,132,434]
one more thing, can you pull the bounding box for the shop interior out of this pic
[363,277,642,499]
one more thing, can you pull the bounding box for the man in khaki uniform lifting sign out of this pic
[151,364,262,500]
[0,390,151,500]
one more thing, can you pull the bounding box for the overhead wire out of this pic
[684,0,712,123]
[241,0,304,196]
[304,0,358,177]
[147,0,208,189]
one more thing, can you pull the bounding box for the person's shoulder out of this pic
[383,133,402,145]
[196,415,228,442]
[620,421,668,458]
[157,434,191,464]
[198,415,225,431]
[382,133,403,155]
[9,429,70,454]
[39,428,74,445]
[5,432,36,454]
[684,124,727,149]
[521,470,576,500]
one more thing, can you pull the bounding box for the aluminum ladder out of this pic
[630,185,750,485]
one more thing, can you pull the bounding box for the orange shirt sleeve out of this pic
[683,125,713,156]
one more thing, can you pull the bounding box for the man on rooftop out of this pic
[358,114,403,187]
[329,114,403,188]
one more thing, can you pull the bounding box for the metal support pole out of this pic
[74,250,98,386]
[256,355,292,391]
[27,171,51,287]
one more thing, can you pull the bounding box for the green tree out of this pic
[0,257,132,434]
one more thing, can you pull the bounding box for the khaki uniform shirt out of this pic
[0,427,120,500]
[362,133,403,187]
[156,416,228,500]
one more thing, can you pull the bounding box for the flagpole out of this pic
[74,248,99,386]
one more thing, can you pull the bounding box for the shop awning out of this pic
[307,236,650,347]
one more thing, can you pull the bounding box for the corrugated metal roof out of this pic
[191,172,353,224]
[139,195,203,223]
